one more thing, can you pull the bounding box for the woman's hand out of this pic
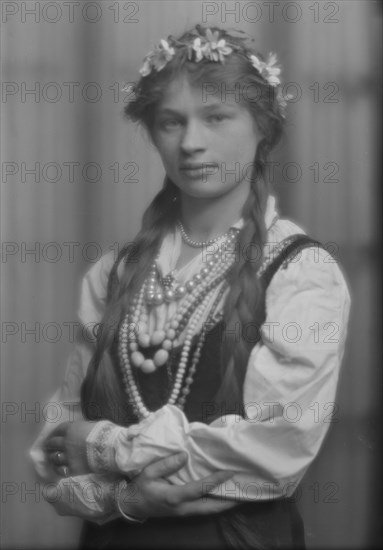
[119,452,238,519]
[43,422,239,519]
[44,420,95,478]
[44,454,237,524]
[44,473,119,522]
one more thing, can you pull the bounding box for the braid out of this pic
[109,177,179,303]
[217,155,268,412]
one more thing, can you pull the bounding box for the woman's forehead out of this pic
[157,75,240,111]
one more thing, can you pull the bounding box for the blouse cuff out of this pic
[86,421,122,473]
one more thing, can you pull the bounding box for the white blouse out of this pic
[30,195,351,522]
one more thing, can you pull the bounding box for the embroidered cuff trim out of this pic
[86,421,118,473]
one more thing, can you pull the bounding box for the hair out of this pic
[81,25,285,423]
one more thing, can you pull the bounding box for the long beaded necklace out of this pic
[125,230,238,371]
[118,229,239,420]
[119,279,230,420]
[117,216,287,420]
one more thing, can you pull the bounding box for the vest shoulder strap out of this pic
[260,234,323,290]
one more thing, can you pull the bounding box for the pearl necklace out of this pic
[121,251,235,372]
[177,221,232,248]
[119,280,229,420]
[145,229,238,306]
[118,232,238,419]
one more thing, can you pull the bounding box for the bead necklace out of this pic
[177,220,232,248]
[120,252,235,372]
[145,229,238,306]
[118,279,230,420]
[170,280,229,410]
[118,233,238,419]
[118,221,284,418]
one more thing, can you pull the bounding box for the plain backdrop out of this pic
[1,1,381,548]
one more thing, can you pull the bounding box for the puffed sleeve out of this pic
[29,252,122,524]
[86,247,351,501]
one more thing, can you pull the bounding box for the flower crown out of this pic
[139,28,281,88]
[123,28,291,115]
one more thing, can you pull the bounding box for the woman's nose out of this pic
[180,120,206,154]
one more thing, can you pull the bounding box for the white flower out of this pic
[249,54,263,73]
[139,39,175,76]
[191,37,204,62]
[265,53,281,86]
[203,28,220,60]
[160,39,175,61]
[213,39,233,62]
[267,73,281,86]
[206,28,220,44]
[267,53,278,67]
[202,29,233,62]
[139,57,152,77]
[160,39,175,56]
[276,90,294,117]
[249,52,281,87]
[189,29,233,63]
[151,39,175,72]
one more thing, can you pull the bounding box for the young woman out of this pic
[30,25,351,549]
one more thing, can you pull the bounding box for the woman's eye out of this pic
[159,119,181,130]
[207,114,227,123]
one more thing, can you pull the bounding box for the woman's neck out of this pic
[179,183,251,241]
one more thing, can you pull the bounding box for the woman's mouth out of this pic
[179,163,219,179]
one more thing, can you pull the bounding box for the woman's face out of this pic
[151,76,260,200]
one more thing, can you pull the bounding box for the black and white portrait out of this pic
[1,1,381,548]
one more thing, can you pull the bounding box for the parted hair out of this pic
[81,26,285,423]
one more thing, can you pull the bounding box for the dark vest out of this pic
[81,235,320,549]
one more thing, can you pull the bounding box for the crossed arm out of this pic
[32,247,351,524]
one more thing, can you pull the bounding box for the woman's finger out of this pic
[199,471,235,495]
[177,496,238,516]
[167,470,235,504]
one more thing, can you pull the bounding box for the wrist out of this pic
[86,420,118,473]
[115,479,148,524]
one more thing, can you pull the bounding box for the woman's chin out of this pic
[180,188,228,201]
[174,178,237,201]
